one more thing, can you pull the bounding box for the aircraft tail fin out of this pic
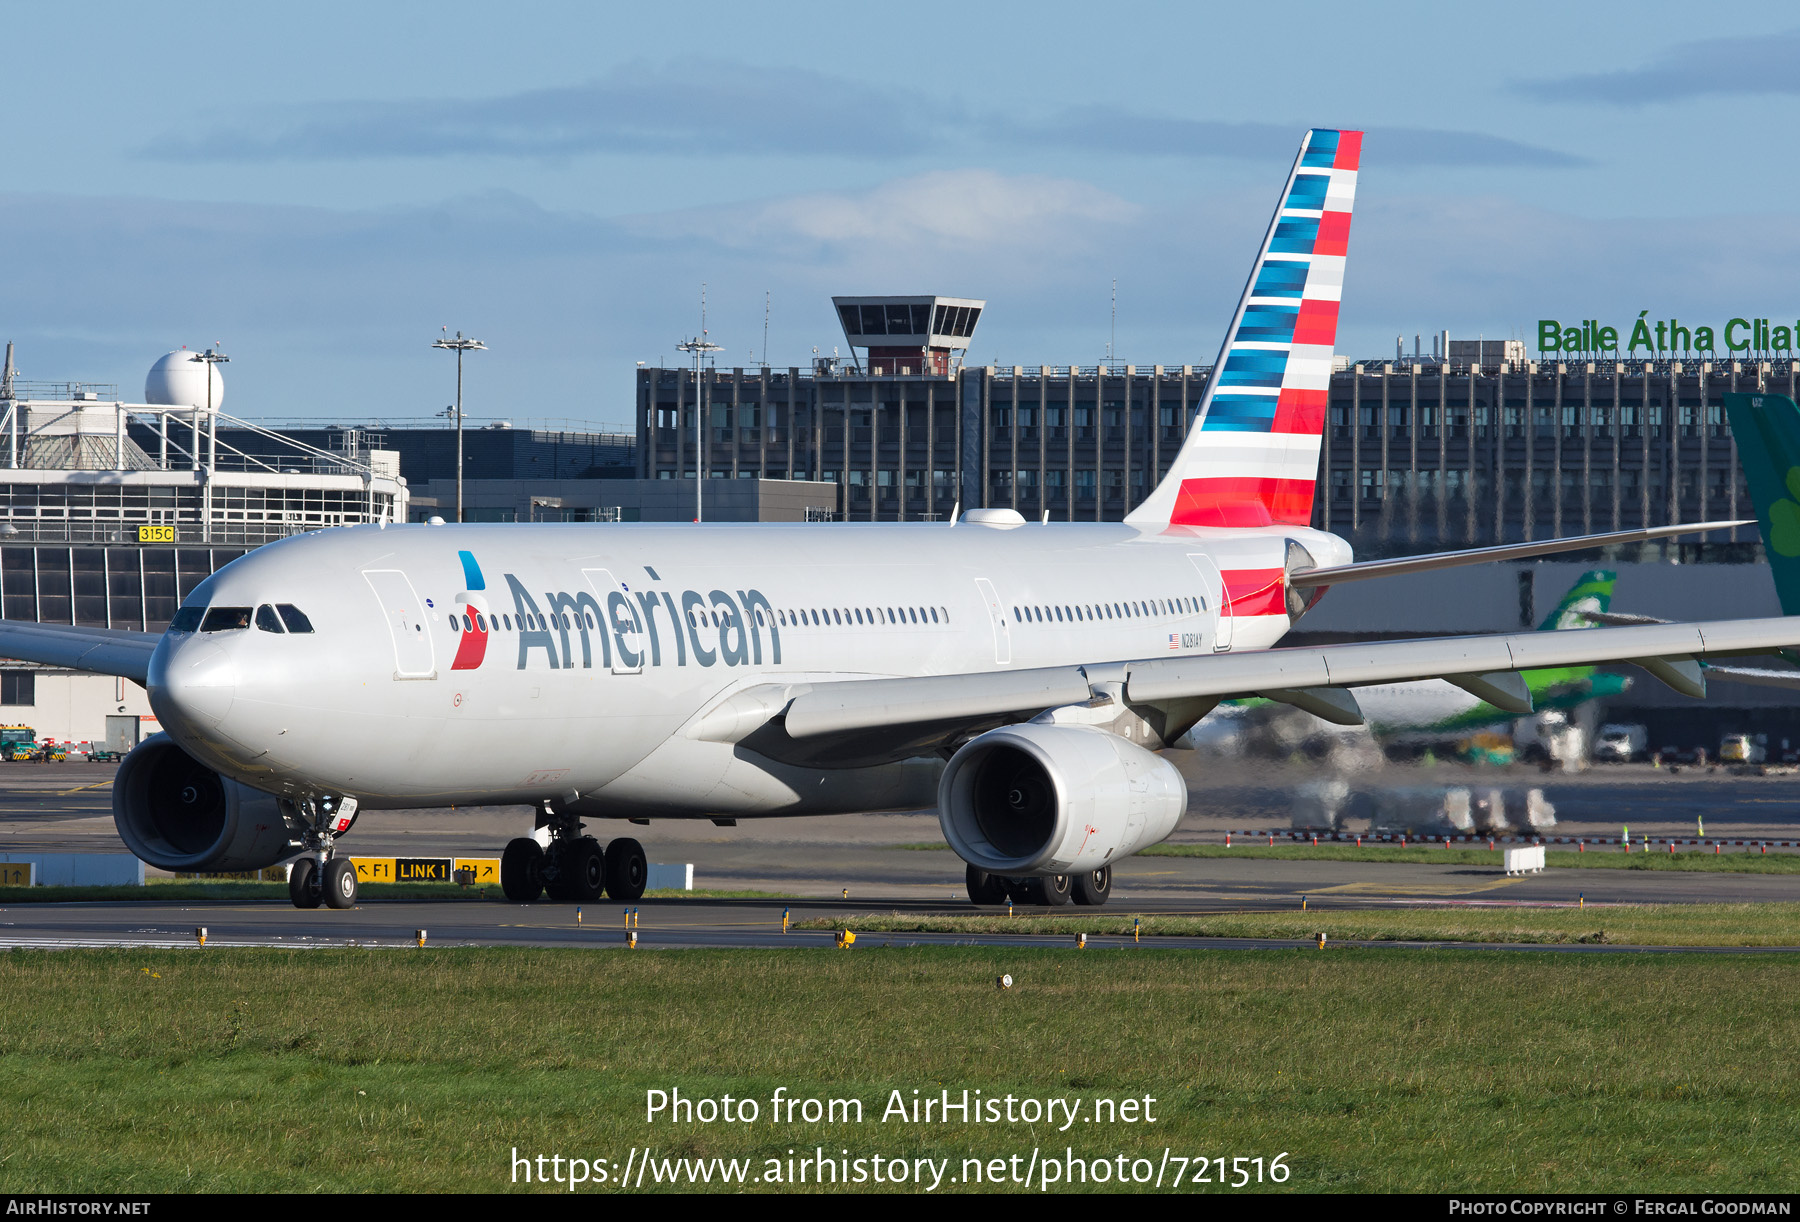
[1538,569,1615,632]
[1722,392,1800,612]
[1126,127,1360,531]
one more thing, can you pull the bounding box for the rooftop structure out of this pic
[0,346,409,632]
[832,295,984,377]
[0,347,407,548]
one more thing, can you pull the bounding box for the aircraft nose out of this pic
[151,640,237,732]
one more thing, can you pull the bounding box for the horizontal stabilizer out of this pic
[1291,520,1751,589]
[1704,664,1800,690]
[1583,611,1667,627]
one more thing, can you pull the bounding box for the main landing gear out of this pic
[965,863,1111,907]
[501,799,647,903]
[287,795,360,909]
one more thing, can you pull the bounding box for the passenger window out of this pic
[930,608,939,623]
[276,605,314,633]
[855,609,864,625]
[169,606,203,633]
[201,606,253,633]
[255,605,285,633]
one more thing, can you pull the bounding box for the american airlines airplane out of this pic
[5,128,1793,912]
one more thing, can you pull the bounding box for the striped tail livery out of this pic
[1128,127,1360,531]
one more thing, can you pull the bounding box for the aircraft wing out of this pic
[0,621,159,685]
[713,616,1800,766]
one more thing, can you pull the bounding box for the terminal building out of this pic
[0,346,408,744]
[632,301,1793,560]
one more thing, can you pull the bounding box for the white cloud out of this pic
[627,169,1142,256]
[5,175,1800,418]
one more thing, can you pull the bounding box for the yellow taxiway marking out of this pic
[1312,878,1525,897]
[58,781,115,796]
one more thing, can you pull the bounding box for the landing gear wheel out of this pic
[322,858,358,909]
[1030,874,1072,907]
[543,841,579,903]
[287,858,322,909]
[567,837,606,903]
[604,836,647,901]
[501,837,545,902]
[1070,866,1111,907]
[965,864,1008,906]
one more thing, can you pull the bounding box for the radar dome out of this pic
[144,350,225,410]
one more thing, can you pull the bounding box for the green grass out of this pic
[797,902,1800,947]
[887,841,1800,873]
[0,883,793,904]
[1,947,1798,1192]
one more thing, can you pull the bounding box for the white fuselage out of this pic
[148,518,1351,818]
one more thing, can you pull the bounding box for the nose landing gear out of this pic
[286,794,360,909]
[500,800,648,903]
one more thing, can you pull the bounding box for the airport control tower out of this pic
[832,295,984,376]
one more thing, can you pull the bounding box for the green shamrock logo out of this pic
[1771,467,1800,557]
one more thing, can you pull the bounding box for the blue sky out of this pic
[5,1,1800,426]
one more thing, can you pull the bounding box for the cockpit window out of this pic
[168,607,203,633]
[276,604,315,634]
[201,607,253,633]
[255,605,285,633]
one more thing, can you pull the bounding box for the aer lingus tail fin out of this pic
[1537,569,1615,632]
[1722,391,1800,612]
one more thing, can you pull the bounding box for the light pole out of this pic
[432,329,486,523]
[676,336,723,522]
[191,346,227,541]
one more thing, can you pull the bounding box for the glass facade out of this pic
[637,358,1795,558]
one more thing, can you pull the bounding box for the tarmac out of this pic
[1,758,1797,951]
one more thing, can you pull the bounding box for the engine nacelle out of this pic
[113,733,303,872]
[938,724,1187,876]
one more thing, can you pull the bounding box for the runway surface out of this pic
[1,759,1797,951]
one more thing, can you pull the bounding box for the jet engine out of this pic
[113,734,303,872]
[938,724,1187,876]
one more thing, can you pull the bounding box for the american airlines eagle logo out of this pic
[451,550,489,671]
